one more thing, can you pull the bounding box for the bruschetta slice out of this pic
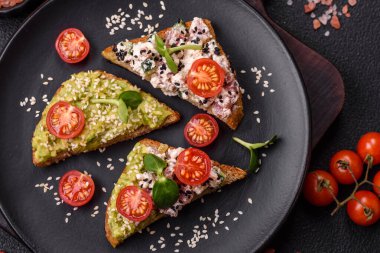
[105,138,247,247]
[102,18,244,130]
[32,71,180,167]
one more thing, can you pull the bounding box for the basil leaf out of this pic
[119,91,143,110]
[143,154,167,174]
[117,99,129,123]
[152,177,179,208]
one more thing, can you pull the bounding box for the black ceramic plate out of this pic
[0,0,310,252]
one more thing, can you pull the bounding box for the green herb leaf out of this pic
[119,91,143,109]
[117,98,129,123]
[154,34,165,50]
[167,44,202,54]
[143,154,167,175]
[233,135,278,172]
[152,177,179,208]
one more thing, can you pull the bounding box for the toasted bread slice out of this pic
[105,138,247,247]
[102,18,244,130]
[32,71,180,167]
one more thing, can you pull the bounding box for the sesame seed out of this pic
[107,158,112,161]
[143,2,148,7]
[248,198,253,204]
[65,218,69,223]
[238,211,243,215]
[43,81,49,85]
[96,161,101,167]
[233,217,239,221]
[119,158,124,162]
[200,198,204,203]
[55,177,60,181]
[47,176,52,181]
[66,213,71,216]
[161,244,166,249]
[129,3,133,9]
[215,231,219,234]
[150,230,156,235]
[174,249,179,252]
[102,187,107,193]
[47,77,53,81]
[73,207,78,211]
[225,226,229,231]
[26,108,31,112]
[270,89,275,93]
[256,118,261,124]
[104,202,108,206]
[226,212,230,216]
[166,223,170,229]
[170,233,176,237]
[40,74,44,79]
[94,206,99,210]
[268,72,273,76]
[240,70,246,74]
[247,94,251,100]
[174,226,180,230]
[324,30,330,37]
[159,14,164,18]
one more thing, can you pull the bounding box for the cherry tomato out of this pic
[372,171,380,196]
[357,132,380,165]
[329,150,363,185]
[347,190,380,226]
[303,170,338,206]
[46,101,85,139]
[184,114,219,147]
[187,58,225,98]
[55,28,90,63]
[116,186,153,222]
[174,148,211,186]
[59,170,95,207]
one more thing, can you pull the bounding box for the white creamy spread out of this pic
[113,17,241,119]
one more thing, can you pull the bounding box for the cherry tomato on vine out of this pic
[357,132,380,165]
[347,190,380,226]
[303,170,338,206]
[329,150,363,185]
[372,171,380,196]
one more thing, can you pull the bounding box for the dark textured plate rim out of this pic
[0,0,311,252]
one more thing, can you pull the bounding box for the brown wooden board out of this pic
[246,0,345,148]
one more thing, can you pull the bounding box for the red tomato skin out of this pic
[116,186,153,222]
[372,171,380,196]
[55,28,90,64]
[357,132,380,165]
[174,148,211,186]
[184,113,219,147]
[303,170,338,206]
[347,190,380,226]
[329,150,363,184]
[187,58,225,98]
[58,170,95,207]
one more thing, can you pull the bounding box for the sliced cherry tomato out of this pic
[174,148,211,186]
[55,28,90,63]
[187,58,225,98]
[372,171,380,196]
[59,170,95,207]
[116,186,153,222]
[46,101,85,139]
[184,114,219,147]
[329,150,363,185]
[303,170,338,206]
[357,132,380,165]
[347,190,380,226]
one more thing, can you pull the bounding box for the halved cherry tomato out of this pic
[347,190,380,226]
[303,170,338,206]
[55,28,90,63]
[357,132,380,165]
[372,171,380,196]
[46,101,85,139]
[184,114,219,147]
[329,150,363,185]
[187,58,225,98]
[116,186,153,222]
[174,148,211,186]
[59,170,95,207]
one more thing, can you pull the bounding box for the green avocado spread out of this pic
[107,142,168,240]
[32,71,172,165]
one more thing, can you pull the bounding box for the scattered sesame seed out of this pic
[225,226,229,231]
[268,72,272,76]
[256,118,261,124]
[158,14,164,19]
[215,231,219,235]
[96,161,101,167]
[270,89,275,93]
[43,81,49,85]
[65,218,69,223]
[233,217,239,221]
[94,206,99,211]
[102,187,107,193]
[66,213,71,216]
[161,244,166,249]
[26,108,31,112]
[324,31,330,37]
[40,74,44,79]
[119,158,125,162]
[174,249,179,252]
[73,207,78,211]
[47,77,53,81]
[253,110,259,115]
[104,202,108,206]
[200,198,204,203]
[150,230,156,235]
[174,226,180,230]
[238,211,243,215]
[129,3,133,9]
[247,94,251,100]
[47,176,52,181]
[166,223,170,229]
[287,0,293,6]
[240,70,246,74]
[248,198,253,204]
[107,157,112,161]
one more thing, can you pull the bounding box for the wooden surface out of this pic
[246,0,345,148]
[0,0,345,249]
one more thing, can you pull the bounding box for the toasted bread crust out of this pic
[32,71,180,167]
[105,138,246,247]
[102,19,244,130]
